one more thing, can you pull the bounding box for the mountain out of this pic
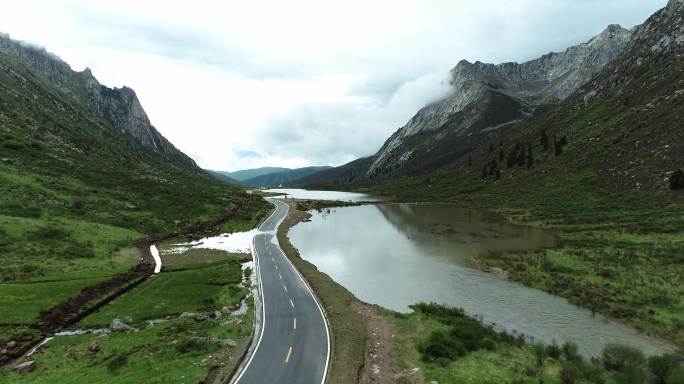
[0,33,259,235]
[223,167,290,182]
[293,157,374,186]
[241,166,333,187]
[302,24,633,185]
[0,33,197,170]
[206,170,242,185]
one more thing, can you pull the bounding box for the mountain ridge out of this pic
[0,32,198,171]
[364,23,632,178]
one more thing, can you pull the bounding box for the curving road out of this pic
[233,198,330,384]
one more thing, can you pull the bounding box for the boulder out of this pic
[14,361,36,373]
[110,319,134,332]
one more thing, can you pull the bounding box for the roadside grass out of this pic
[0,316,251,384]
[80,260,246,327]
[277,204,366,384]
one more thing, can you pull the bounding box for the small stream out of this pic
[289,199,676,358]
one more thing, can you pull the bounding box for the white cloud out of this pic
[0,0,666,170]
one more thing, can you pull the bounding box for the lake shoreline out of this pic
[277,198,681,383]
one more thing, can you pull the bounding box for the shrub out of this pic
[176,338,210,354]
[532,343,546,367]
[670,169,684,191]
[648,354,679,384]
[561,341,581,363]
[560,364,579,384]
[579,364,608,384]
[1,138,24,150]
[107,353,128,372]
[27,226,70,241]
[601,344,645,371]
[667,367,684,384]
[545,341,562,359]
[71,196,86,211]
[614,366,649,384]
[421,330,465,362]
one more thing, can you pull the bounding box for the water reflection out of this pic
[290,203,675,357]
[264,188,379,201]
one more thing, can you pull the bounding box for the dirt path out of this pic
[353,302,396,384]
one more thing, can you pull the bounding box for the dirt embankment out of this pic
[0,195,264,367]
[276,200,400,384]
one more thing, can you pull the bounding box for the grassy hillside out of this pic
[0,42,268,362]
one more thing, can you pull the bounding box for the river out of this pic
[286,194,674,358]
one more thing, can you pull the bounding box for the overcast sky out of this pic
[0,0,666,171]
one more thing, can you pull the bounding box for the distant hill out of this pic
[223,167,290,182]
[206,170,242,185]
[241,166,332,187]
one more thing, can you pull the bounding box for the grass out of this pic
[0,277,112,325]
[160,248,250,271]
[390,303,681,384]
[0,214,141,283]
[80,260,246,327]
[276,203,366,384]
[0,257,254,383]
[0,314,251,384]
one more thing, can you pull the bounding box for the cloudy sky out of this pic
[0,0,666,171]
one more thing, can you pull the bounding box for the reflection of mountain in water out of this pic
[374,203,557,254]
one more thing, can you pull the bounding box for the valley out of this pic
[2,0,684,383]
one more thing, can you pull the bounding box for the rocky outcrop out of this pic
[366,24,632,178]
[0,33,198,170]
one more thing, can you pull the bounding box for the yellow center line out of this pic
[293,318,297,330]
[285,346,293,363]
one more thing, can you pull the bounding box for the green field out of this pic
[1,255,253,383]
[81,259,246,327]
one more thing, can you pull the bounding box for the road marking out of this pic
[283,284,288,292]
[271,256,275,262]
[290,299,295,308]
[293,318,297,330]
[285,346,293,363]
[278,273,283,280]
[275,264,279,270]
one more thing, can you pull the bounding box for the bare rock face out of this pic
[366,24,632,178]
[0,33,198,170]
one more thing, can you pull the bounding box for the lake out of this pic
[265,188,379,202]
[289,201,675,357]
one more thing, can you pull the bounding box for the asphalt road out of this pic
[234,198,330,384]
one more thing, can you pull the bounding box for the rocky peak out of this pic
[366,23,632,178]
[0,33,198,170]
[666,0,684,15]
